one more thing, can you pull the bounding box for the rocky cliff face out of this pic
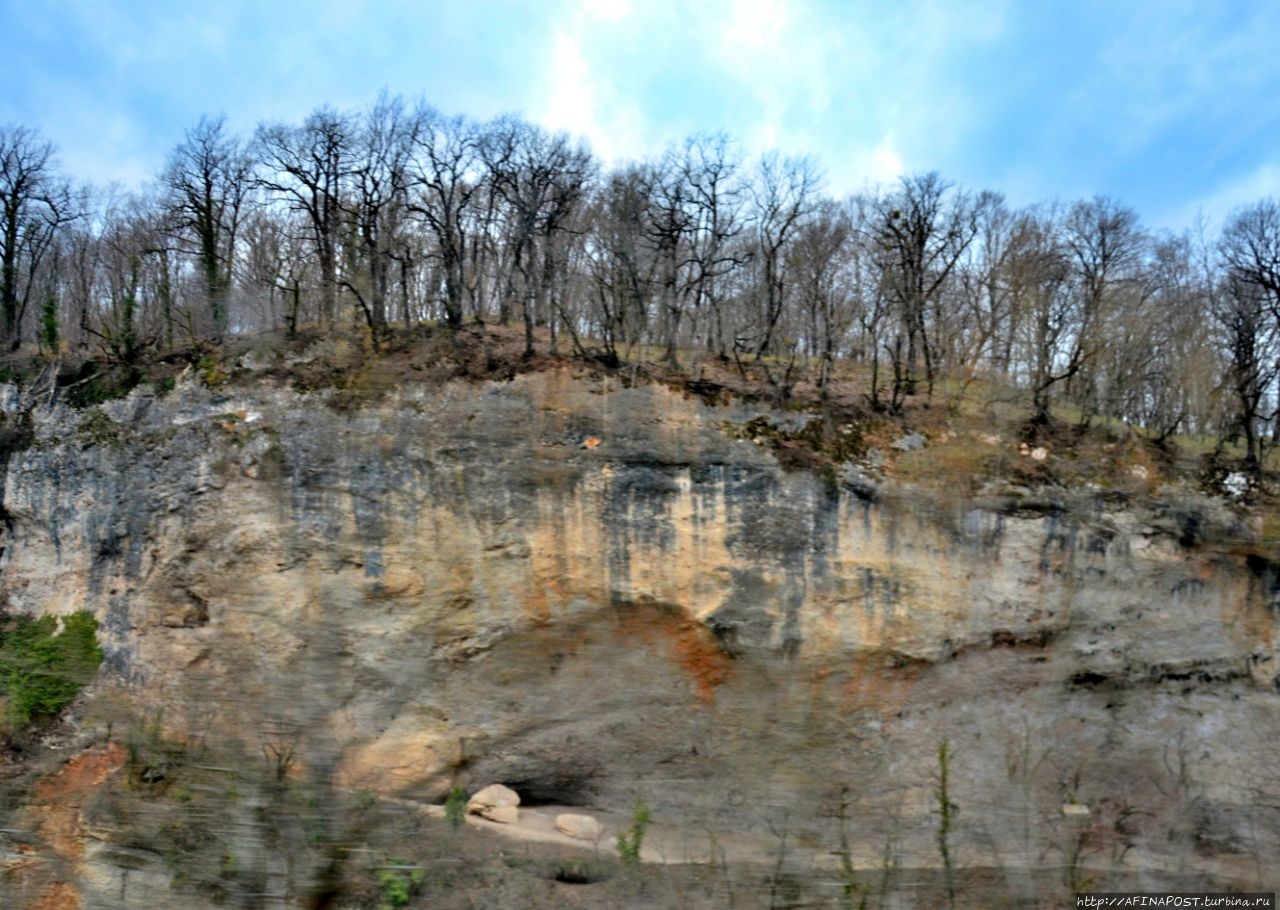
[1,354,1278,905]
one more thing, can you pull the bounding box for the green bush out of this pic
[375,857,425,909]
[0,610,104,729]
[615,799,651,866]
[444,785,467,830]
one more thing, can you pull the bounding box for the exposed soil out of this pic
[3,741,125,910]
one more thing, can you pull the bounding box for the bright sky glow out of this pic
[2,0,1277,229]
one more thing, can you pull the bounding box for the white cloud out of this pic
[1164,162,1280,233]
[867,137,906,185]
[541,31,594,135]
[46,103,159,192]
[697,0,843,163]
[827,135,906,197]
[581,0,631,23]
[527,0,988,188]
[533,10,645,164]
[721,0,789,52]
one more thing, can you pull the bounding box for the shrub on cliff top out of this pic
[0,610,103,730]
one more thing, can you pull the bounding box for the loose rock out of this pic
[555,813,603,841]
[467,783,520,824]
[891,431,927,451]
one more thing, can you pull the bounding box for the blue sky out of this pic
[2,0,1278,230]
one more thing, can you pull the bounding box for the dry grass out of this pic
[889,433,1010,492]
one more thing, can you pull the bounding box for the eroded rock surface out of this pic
[0,365,1277,904]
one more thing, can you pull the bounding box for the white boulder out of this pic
[555,813,603,841]
[467,783,521,824]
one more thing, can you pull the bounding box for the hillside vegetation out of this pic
[5,97,1280,478]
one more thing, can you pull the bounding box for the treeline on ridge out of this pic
[3,94,1280,470]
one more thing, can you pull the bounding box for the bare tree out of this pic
[0,125,77,350]
[627,135,752,365]
[675,133,749,358]
[484,118,594,355]
[162,115,254,334]
[408,107,486,328]
[949,191,1017,379]
[1221,200,1280,304]
[343,94,418,332]
[748,152,821,360]
[789,199,856,391]
[1217,201,1280,470]
[132,194,184,348]
[582,165,659,365]
[255,107,351,325]
[238,208,311,335]
[841,192,896,407]
[83,192,181,363]
[55,215,100,352]
[630,153,693,365]
[1138,233,1221,440]
[1006,205,1073,424]
[1215,272,1276,472]
[1059,196,1146,423]
[532,138,594,355]
[871,172,977,404]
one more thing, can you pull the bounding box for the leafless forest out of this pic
[4,94,1280,464]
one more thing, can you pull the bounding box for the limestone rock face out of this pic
[555,813,602,841]
[334,711,457,796]
[0,365,1276,899]
[467,784,520,824]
